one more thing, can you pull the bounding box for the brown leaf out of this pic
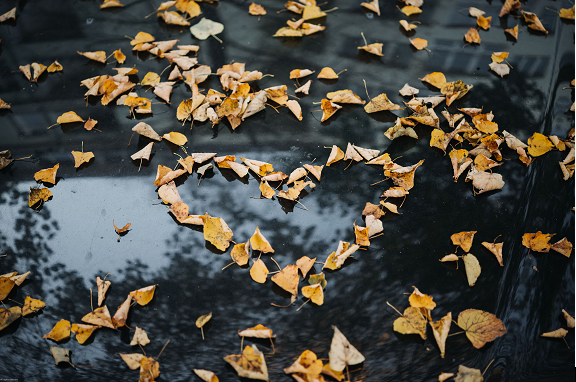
[500,0,521,17]
[521,10,548,34]
[223,345,269,381]
[458,309,507,348]
[0,306,22,331]
[522,231,554,253]
[464,28,481,44]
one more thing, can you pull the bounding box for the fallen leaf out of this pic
[194,369,219,382]
[521,10,548,34]
[482,242,504,266]
[290,69,314,79]
[420,72,446,89]
[71,151,94,168]
[302,5,326,20]
[562,309,575,328]
[82,306,115,329]
[71,323,98,344]
[295,80,312,94]
[158,10,190,25]
[505,24,519,40]
[140,357,160,381]
[131,142,154,161]
[101,0,124,8]
[224,345,269,381]
[190,18,224,41]
[154,165,187,187]
[320,99,342,122]
[522,231,554,253]
[500,0,521,17]
[541,328,569,338]
[440,254,459,262]
[489,62,510,78]
[301,283,324,305]
[399,20,417,31]
[238,324,276,339]
[358,42,384,56]
[559,5,575,20]
[384,160,424,190]
[361,0,380,16]
[57,111,84,124]
[464,28,481,44]
[286,100,303,121]
[132,122,162,141]
[393,306,427,339]
[318,67,339,79]
[454,365,482,382]
[431,312,451,358]
[527,132,554,157]
[439,372,455,382]
[296,256,316,278]
[470,171,505,194]
[327,89,365,105]
[28,187,52,208]
[0,306,21,331]
[96,276,111,306]
[22,296,45,316]
[112,295,132,328]
[451,231,477,252]
[400,5,422,16]
[462,254,481,287]
[458,309,507,348]
[249,2,266,16]
[0,7,16,22]
[272,264,299,295]
[120,353,144,370]
[77,51,106,63]
[47,60,63,73]
[477,15,491,30]
[409,286,436,310]
[250,259,269,284]
[273,27,303,37]
[129,285,157,306]
[113,221,131,235]
[34,164,59,184]
[162,132,188,146]
[410,38,428,50]
[43,319,71,342]
[326,145,345,166]
[0,98,11,110]
[550,237,572,257]
[50,346,74,367]
[365,93,402,112]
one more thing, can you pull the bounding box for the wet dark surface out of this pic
[0,0,574,381]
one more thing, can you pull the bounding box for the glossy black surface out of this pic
[0,0,574,381]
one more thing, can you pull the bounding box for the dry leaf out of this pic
[400,5,422,16]
[439,372,455,382]
[365,94,402,113]
[190,18,224,41]
[71,323,98,344]
[140,357,160,381]
[420,72,446,89]
[238,324,276,339]
[522,231,553,253]
[559,5,575,20]
[440,254,459,262]
[393,306,427,339]
[318,67,339,79]
[458,309,507,348]
[196,312,212,340]
[158,10,191,26]
[477,15,491,30]
[132,122,162,141]
[358,43,384,56]
[287,100,303,121]
[462,254,481,287]
[101,0,124,8]
[131,142,154,161]
[194,369,219,382]
[399,20,417,31]
[272,265,299,295]
[96,276,111,306]
[284,349,323,376]
[224,345,269,381]
[82,306,115,329]
[0,98,11,110]
[249,3,266,16]
[454,365,483,382]
[57,111,84,124]
[112,295,132,328]
[34,164,59,184]
[431,312,451,358]
[361,0,380,16]
[113,221,131,234]
[22,296,45,316]
[489,62,510,78]
[50,346,73,367]
[71,151,94,168]
[301,283,324,305]
[28,187,52,208]
[327,89,365,105]
[399,83,419,96]
[0,306,21,331]
[321,99,342,122]
[250,259,269,284]
[77,51,107,63]
[464,28,481,44]
[451,231,477,252]
[410,38,428,50]
[527,133,554,157]
[500,0,521,17]
[129,285,157,306]
[296,256,316,278]
[470,172,505,194]
[550,237,572,257]
[204,215,233,251]
[562,309,575,328]
[290,69,314,79]
[47,60,63,73]
[482,242,504,266]
[384,160,424,190]
[162,132,188,146]
[521,11,548,34]
[302,5,326,20]
[505,25,519,40]
[295,80,312,94]
[541,328,569,338]
[0,7,16,22]
[409,287,436,310]
[43,319,71,342]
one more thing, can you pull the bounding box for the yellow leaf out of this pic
[57,111,84,124]
[562,309,575,328]
[96,276,111,306]
[527,132,554,157]
[250,227,274,253]
[71,323,99,344]
[47,60,63,73]
[250,259,269,284]
[358,42,383,56]
[196,312,212,329]
[410,38,428,50]
[82,306,115,329]
[301,283,324,305]
[162,132,188,146]
[43,319,71,342]
[505,24,519,40]
[420,72,446,89]
[302,5,326,20]
[119,353,144,370]
[296,256,316,278]
[477,15,491,30]
[482,242,504,266]
[393,306,427,339]
[204,215,233,251]
[238,324,276,339]
[522,231,554,252]
[0,306,22,331]
[194,369,219,382]
[462,253,481,287]
[541,328,569,338]
[317,67,338,79]
[28,187,52,208]
[33,164,59,184]
[140,356,160,381]
[400,5,422,16]
[464,28,481,44]
[231,241,250,266]
[408,286,436,310]
[224,345,269,381]
[550,237,573,258]
[249,3,266,16]
[22,296,45,316]
[129,285,157,306]
[451,231,477,252]
[431,312,451,358]
[458,309,507,348]
[384,160,424,190]
[364,93,402,113]
[326,145,345,166]
[271,264,299,295]
[71,151,94,168]
[77,51,107,63]
[284,349,323,375]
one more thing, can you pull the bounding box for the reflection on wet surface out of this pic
[0,0,574,381]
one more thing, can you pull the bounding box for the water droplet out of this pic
[86,18,94,25]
